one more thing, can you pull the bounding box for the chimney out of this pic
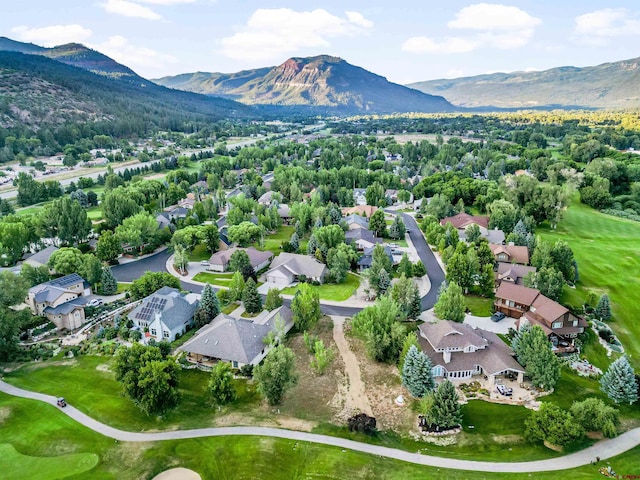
[443,350,451,364]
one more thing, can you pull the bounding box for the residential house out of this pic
[207,247,273,273]
[490,243,530,265]
[258,191,277,206]
[418,320,524,384]
[24,245,59,269]
[345,228,382,251]
[129,286,199,342]
[265,252,327,287]
[342,205,378,218]
[495,263,537,287]
[344,214,369,231]
[26,273,90,330]
[494,283,587,352]
[161,205,190,221]
[277,204,292,224]
[441,212,505,245]
[353,188,367,206]
[413,197,424,211]
[357,245,394,271]
[178,194,196,209]
[180,306,293,368]
[384,189,399,204]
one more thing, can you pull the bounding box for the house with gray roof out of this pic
[207,247,273,273]
[26,273,91,330]
[357,245,394,271]
[24,245,59,269]
[180,306,293,368]
[353,188,367,206]
[344,214,369,231]
[345,228,382,251]
[265,252,327,288]
[129,286,198,342]
[418,320,525,384]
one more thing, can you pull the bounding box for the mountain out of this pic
[0,51,250,131]
[154,55,454,113]
[0,37,139,80]
[407,57,640,109]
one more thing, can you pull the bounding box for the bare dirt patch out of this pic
[95,364,111,373]
[0,407,10,424]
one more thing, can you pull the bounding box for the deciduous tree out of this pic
[434,282,465,323]
[253,345,297,405]
[209,361,237,405]
[291,283,320,331]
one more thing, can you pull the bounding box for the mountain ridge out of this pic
[407,56,640,109]
[153,55,455,114]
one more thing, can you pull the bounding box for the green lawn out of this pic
[0,443,98,480]
[221,302,240,314]
[251,225,295,255]
[192,272,234,286]
[538,200,640,369]
[2,392,640,480]
[464,295,494,317]
[189,243,211,262]
[461,400,529,435]
[116,283,130,293]
[280,273,360,301]
[86,205,103,221]
[3,356,259,432]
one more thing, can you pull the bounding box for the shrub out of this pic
[348,413,377,434]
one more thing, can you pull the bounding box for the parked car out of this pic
[88,298,103,307]
[496,384,513,396]
[491,311,506,322]
[56,397,67,407]
[200,260,210,266]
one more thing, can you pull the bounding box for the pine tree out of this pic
[409,284,422,320]
[399,332,419,371]
[595,294,612,321]
[242,278,262,314]
[289,232,299,251]
[377,268,391,296]
[307,235,319,256]
[413,260,427,278]
[600,356,639,405]
[397,253,413,277]
[430,380,462,429]
[100,267,117,295]
[199,283,220,322]
[401,345,434,398]
[389,215,406,240]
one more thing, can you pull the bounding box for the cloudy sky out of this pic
[3,1,640,83]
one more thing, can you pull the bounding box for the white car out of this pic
[88,298,103,307]
[200,260,210,266]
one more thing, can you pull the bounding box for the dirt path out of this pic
[331,316,373,416]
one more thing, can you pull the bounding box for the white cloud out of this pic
[136,0,195,4]
[11,24,93,47]
[101,0,162,20]
[91,35,177,71]
[573,8,640,46]
[403,3,540,55]
[220,8,373,61]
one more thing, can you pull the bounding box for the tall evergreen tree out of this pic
[289,232,299,251]
[242,278,262,314]
[99,267,117,296]
[512,325,560,390]
[600,356,638,405]
[401,345,434,398]
[389,215,406,240]
[399,331,420,371]
[595,294,612,321]
[199,283,221,322]
[430,380,462,429]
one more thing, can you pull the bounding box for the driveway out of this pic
[464,314,517,335]
[1,380,639,473]
[111,248,173,283]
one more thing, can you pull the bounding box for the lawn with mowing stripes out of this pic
[280,273,360,301]
[538,200,640,369]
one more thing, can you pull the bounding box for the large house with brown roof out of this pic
[490,243,530,265]
[495,263,537,287]
[341,205,378,218]
[418,320,524,384]
[494,283,587,352]
[440,212,505,245]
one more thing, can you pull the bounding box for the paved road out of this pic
[1,380,638,473]
[111,213,446,318]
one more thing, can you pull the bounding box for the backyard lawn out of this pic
[251,225,295,255]
[192,272,234,286]
[280,273,360,301]
[464,295,493,317]
[188,243,211,262]
[86,205,103,221]
[538,200,640,369]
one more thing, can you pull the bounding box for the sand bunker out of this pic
[153,467,201,480]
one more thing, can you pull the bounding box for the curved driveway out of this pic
[1,380,638,473]
[112,213,446,317]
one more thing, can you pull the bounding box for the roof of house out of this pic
[495,282,540,306]
[156,214,172,228]
[130,286,198,330]
[440,212,489,229]
[24,245,59,266]
[490,244,530,265]
[258,191,276,204]
[345,228,381,245]
[277,204,291,218]
[344,214,369,229]
[486,229,506,245]
[208,247,273,269]
[48,273,85,288]
[357,245,393,267]
[496,263,537,285]
[267,252,327,279]
[341,205,378,217]
[180,306,293,364]
[419,321,487,350]
[418,320,524,376]
[44,296,87,315]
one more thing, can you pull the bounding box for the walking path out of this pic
[1,379,639,473]
[331,316,373,416]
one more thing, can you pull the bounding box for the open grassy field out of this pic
[0,443,98,480]
[2,391,640,480]
[251,225,295,255]
[538,201,640,368]
[280,273,360,301]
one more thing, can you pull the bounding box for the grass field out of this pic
[280,273,360,301]
[251,225,295,255]
[538,200,640,369]
[2,391,640,480]
[0,443,98,480]
[192,272,234,286]
[464,295,494,317]
[116,283,130,293]
[188,243,211,262]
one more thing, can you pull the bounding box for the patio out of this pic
[451,375,542,408]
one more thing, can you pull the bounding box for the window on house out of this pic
[151,328,157,336]
[507,300,515,307]
[163,331,169,338]
[232,361,238,368]
[552,321,563,329]
[573,320,578,327]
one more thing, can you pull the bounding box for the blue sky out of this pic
[2,1,640,83]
